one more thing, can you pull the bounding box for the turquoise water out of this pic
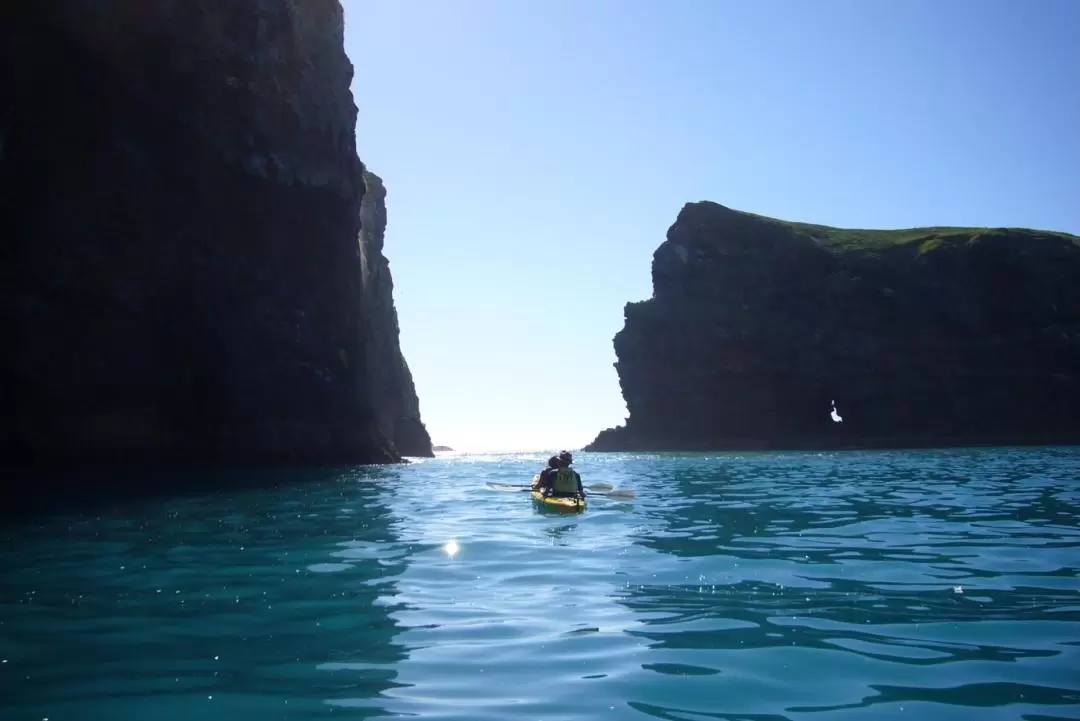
[3,447,1080,720]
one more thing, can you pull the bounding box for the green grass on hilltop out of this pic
[705,203,1080,256]
[792,223,982,253]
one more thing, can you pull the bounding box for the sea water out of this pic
[2,447,1079,720]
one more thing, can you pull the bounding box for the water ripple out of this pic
[1,447,1079,720]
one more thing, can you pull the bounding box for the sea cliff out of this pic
[358,171,433,458]
[0,0,431,486]
[587,202,1080,451]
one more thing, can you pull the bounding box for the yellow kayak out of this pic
[530,474,587,511]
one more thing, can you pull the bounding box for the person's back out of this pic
[548,450,583,498]
[535,455,560,492]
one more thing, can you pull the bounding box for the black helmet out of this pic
[558,450,573,466]
[547,455,559,468]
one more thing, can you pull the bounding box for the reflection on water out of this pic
[0,467,411,720]
[607,448,1080,720]
[1,447,1078,720]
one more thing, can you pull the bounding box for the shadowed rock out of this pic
[587,202,1080,451]
[358,170,433,458]
[0,1,430,506]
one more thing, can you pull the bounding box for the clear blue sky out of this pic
[344,0,1080,453]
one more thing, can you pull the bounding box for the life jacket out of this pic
[552,466,580,494]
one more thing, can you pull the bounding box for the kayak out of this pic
[530,489,587,511]
[529,474,587,512]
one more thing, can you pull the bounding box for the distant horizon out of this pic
[347,0,1080,452]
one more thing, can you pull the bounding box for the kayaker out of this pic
[542,450,585,499]
[534,455,560,492]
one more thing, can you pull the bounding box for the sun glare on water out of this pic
[444,539,460,557]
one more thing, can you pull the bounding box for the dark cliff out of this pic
[0,1,430,481]
[587,202,1080,452]
[358,171,433,458]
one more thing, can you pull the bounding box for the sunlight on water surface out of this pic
[2,447,1080,720]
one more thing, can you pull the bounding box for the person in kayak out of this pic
[534,455,560,491]
[538,450,585,499]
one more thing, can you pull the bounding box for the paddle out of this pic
[486,481,613,492]
[486,482,543,493]
[485,481,636,499]
[591,488,636,500]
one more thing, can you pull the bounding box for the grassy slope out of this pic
[706,203,1080,255]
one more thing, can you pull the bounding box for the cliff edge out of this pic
[358,171,433,457]
[586,202,1080,451]
[0,1,430,482]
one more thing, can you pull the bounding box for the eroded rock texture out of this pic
[358,171,433,458]
[587,202,1080,451]
[0,1,431,484]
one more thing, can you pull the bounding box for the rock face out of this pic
[0,0,431,475]
[358,171,433,458]
[587,202,1080,452]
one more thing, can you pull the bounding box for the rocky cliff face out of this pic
[358,171,433,457]
[0,1,430,477]
[587,202,1080,451]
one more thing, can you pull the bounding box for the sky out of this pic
[343,0,1080,453]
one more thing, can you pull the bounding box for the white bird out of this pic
[830,400,843,423]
